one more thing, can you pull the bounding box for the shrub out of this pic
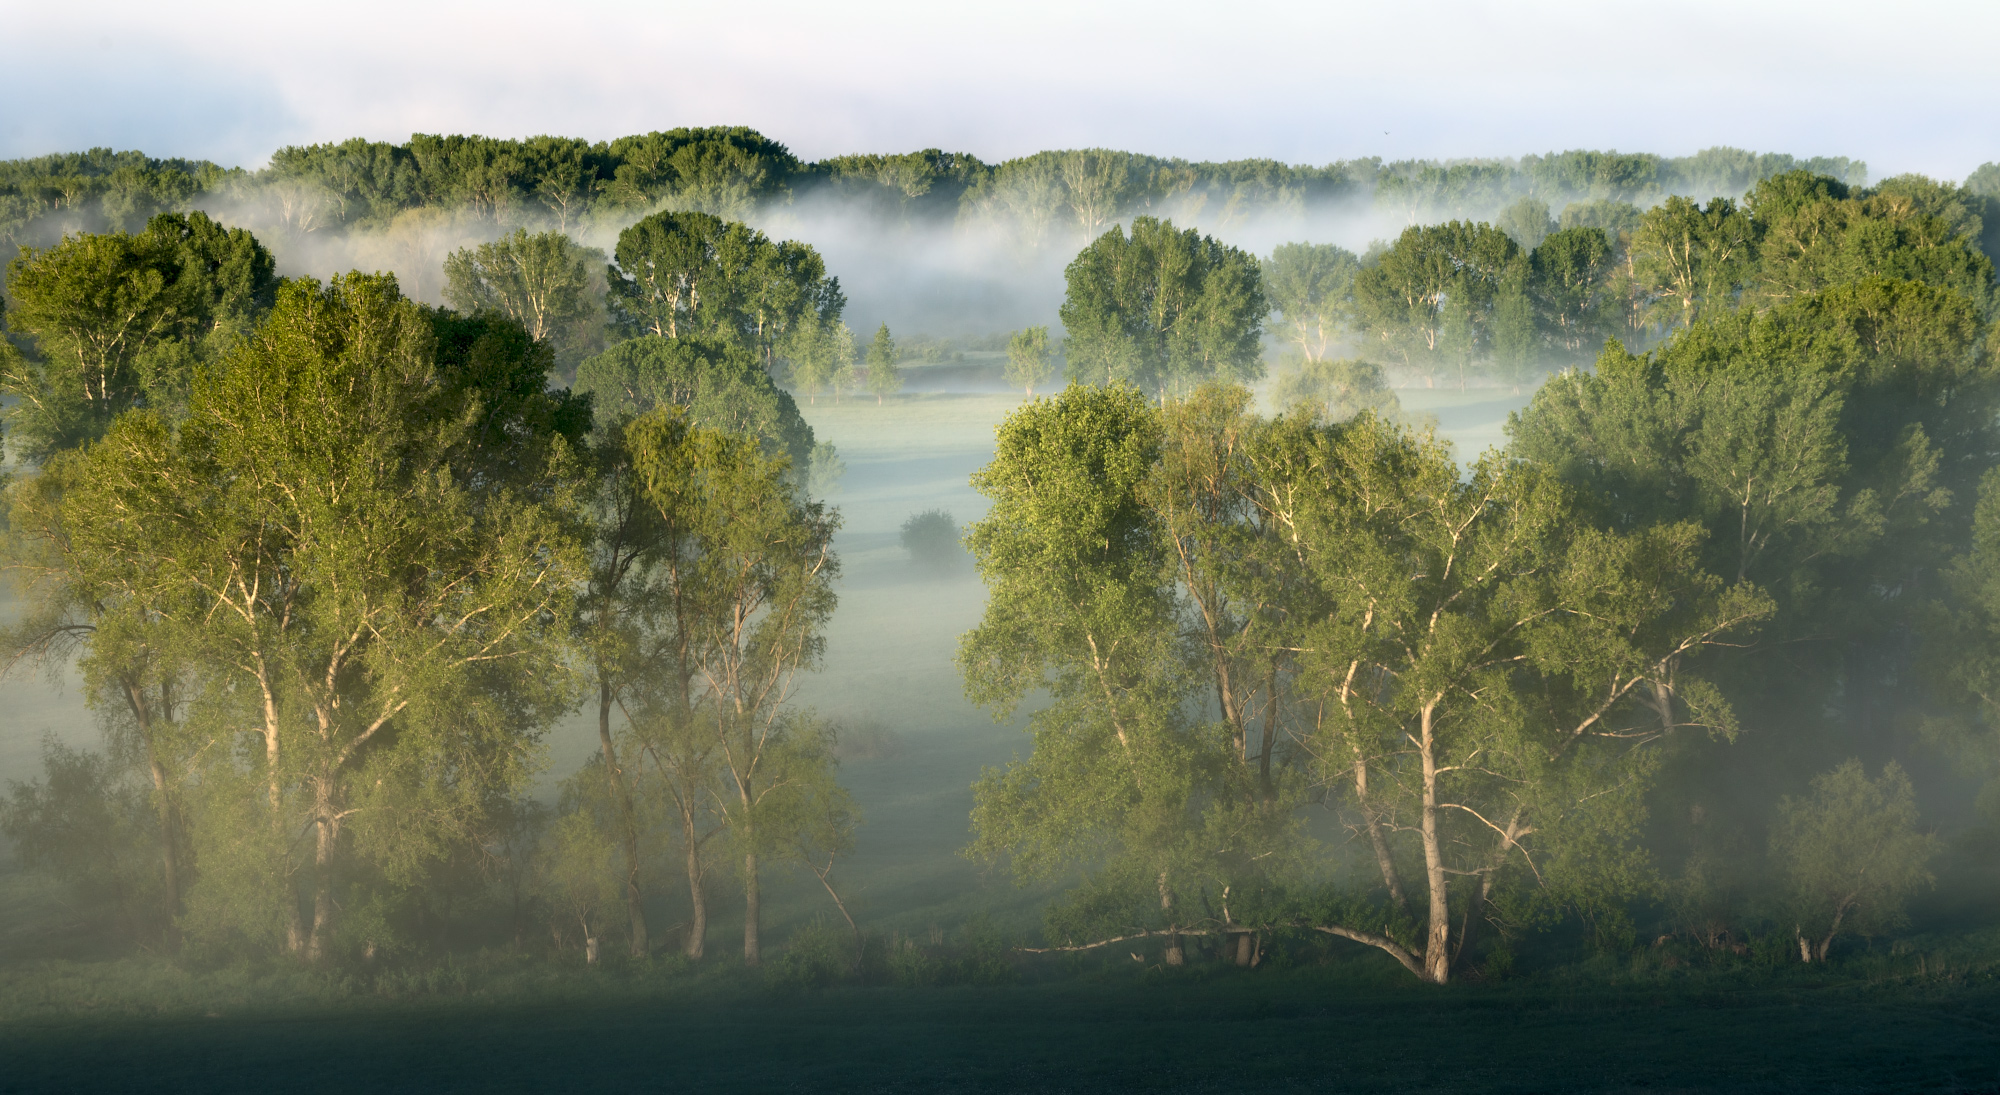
[900,509,962,573]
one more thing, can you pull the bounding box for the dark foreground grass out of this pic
[5,956,1999,1094]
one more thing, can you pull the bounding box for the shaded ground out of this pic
[4,967,1997,1094]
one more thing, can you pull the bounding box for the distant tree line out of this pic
[5,129,1966,257]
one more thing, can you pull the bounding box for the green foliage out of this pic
[899,509,961,573]
[574,335,816,472]
[54,273,585,962]
[1495,196,1554,251]
[805,441,845,497]
[622,407,843,962]
[1262,242,1359,363]
[0,737,160,927]
[1004,325,1057,396]
[605,209,843,374]
[864,323,902,403]
[442,228,605,376]
[782,313,857,404]
[1059,217,1267,393]
[1352,220,1520,387]
[1771,761,1937,961]
[1,211,275,460]
[1269,357,1396,421]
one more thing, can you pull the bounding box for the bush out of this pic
[769,916,856,988]
[900,509,962,573]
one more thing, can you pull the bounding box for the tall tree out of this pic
[59,274,583,961]
[443,228,605,375]
[626,409,841,963]
[1352,221,1518,388]
[2,211,275,460]
[1529,226,1615,366]
[865,323,902,404]
[1628,195,1754,330]
[1262,242,1359,363]
[1253,416,1769,982]
[1060,217,1267,395]
[1005,325,1057,396]
[606,210,843,372]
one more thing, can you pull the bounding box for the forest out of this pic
[4,128,2000,1092]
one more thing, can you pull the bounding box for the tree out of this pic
[900,509,961,573]
[0,213,278,927]
[962,387,1766,981]
[1495,197,1554,252]
[1270,358,1397,421]
[574,335,816,473]
[865,324,903,404]
[2,211,275,460]
[605,210,843,372]
[1629,195,1754,330]
[1059,149,1131,239]
[1004,326,1057,396]
[1529,226,1615,366]
[1770,760,1936,962]
[1262,242,1359,363]
[1747,171,1994,314]
[1255,416,1769,981]
[960,384,1221,966]
[3,454,198,927]
[625,408,841,963]
[1059,217,1267,395]
[59,274,584,961]
[1352,221,1519,388]
[443,228,605,376]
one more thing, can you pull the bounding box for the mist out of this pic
[5,128,2000,1094]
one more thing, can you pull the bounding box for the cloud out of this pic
[5,0,1998,177]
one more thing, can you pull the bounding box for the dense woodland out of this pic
[4,129,2000,989]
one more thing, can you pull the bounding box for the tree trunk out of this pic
[123,677,181,922]
[1233,931,1255,967]
[306,778,336,963]
[145,753,181,922]
[1355,758,1410,916]
[599,681,648,958]
[743,847,761,964]
[1418,701,1451,984]
[258,673,302,956]
[683,809,708,960]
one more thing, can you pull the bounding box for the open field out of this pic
[3,956,1998,1094]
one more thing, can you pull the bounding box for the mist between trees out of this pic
[3,129,2000,996]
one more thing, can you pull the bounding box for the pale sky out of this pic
[5,0,1997,180]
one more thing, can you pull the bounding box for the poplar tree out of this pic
[1004,326,1056,396]
[865,324,902,404]
[58,274,584,961]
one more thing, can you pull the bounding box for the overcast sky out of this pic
[5,0,1996,180]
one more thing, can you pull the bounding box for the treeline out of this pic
[1255,169,1999,389]
[0,127,1951,252]
[5,155,2000,984]
[0,206,854,965]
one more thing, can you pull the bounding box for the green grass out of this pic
[3,952,1999,1093]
